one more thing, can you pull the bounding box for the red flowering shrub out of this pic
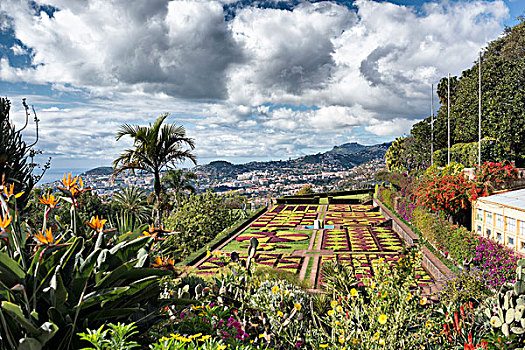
[416,174,471,217]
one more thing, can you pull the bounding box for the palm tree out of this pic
[113,114,196,224]
[112,186,151,225]
[162,169,197,207]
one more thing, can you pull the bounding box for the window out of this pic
[508,236,515,246]
[497,232,503,241]
[477,225,482,233]
[496,214,504,229]
[486,228,492,238]
[521,221,525,237]
[521,241,525,251]
[486,212,493,225]
[507,217,517,233]
[477,209,483,221]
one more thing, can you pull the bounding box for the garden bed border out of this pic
[373,198,454,284]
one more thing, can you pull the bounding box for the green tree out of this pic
[385,137,407,172]
[431,17,525,166]
[113,114,196,224]
[161,169,197,207]
[295,184,314,196]
[164,190,237,259]
[112,186,151,225]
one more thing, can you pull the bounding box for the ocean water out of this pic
[37,167,89,185]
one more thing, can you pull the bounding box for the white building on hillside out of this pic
[472,188,525,253]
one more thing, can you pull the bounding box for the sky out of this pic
[0,0,523,177]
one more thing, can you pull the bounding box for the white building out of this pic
[472,188,525,253]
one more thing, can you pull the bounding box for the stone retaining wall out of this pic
[373,198,454,285]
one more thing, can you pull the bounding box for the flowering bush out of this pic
[438,268,491,306]
[317,252,443,349]
[473,237,518,289]
[469,162,518,200]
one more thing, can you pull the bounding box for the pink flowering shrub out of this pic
[473,237,518,289]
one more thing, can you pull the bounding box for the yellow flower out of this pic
[87,216,107,231]
[378,257,385,264]
[406,293,412,302]
[327,310,334,316]
[217,346,226,350]
[294,303,302,312]
[336,305,343,313]
[277,311,284,317]
[370,281,376,289]
[378,314,388,325]
[331,300,338,308]
[379,338,386,346]
[425,321,432,328]
[39,193,59,208]
[0,213,12,230]
[34,228,62,245]
[350,288,358,297]
[338,335,345,344]
[381,291,387,298]
[272,285,279,294]
[373,332,379,340]
[420,297,428,306]
[319,344,328,348]
[199,335,211,341]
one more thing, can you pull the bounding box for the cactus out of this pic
[484,259,525,344]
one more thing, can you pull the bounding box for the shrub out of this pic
[473,237,518,289]
[412,207,477,265]
[437,268,491,306]
[318,251,443,349]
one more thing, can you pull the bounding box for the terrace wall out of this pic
[373,198,453,284]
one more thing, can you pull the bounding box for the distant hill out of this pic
[82,166,113,176]
[195,142,391,176]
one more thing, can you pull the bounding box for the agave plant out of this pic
[0,176,178,350]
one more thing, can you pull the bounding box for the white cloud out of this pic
[0,0,510,166]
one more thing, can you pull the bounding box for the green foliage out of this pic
[0,97,48,211]
[425,162,465,177]
[433,138,509,167]
[411,207,476,265]
[112,186,151,227]
[164,190,239,260]
[295,184,314,196]
[385,137,406,172]
[78,322,140,350]
[317,250,442,349]
[426,19,525,166]
[0,175,175,349]
[438,268,491,306]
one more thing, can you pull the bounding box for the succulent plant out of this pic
[484,259,525,347]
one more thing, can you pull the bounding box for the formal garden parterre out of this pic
[193,202,433,290]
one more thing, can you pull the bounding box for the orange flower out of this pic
[34,228,62,245]
[152,255,177,270]
[87,216,107,231]
[58,173,90,200]
[2,183,24,200]
[39,193,60,208]
[61,173,78,191]
[0,213,12,230]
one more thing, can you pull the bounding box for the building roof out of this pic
[478,188,525,211]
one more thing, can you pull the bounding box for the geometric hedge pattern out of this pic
[193,204,434,290]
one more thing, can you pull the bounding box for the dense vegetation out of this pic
[386,16,525,171]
